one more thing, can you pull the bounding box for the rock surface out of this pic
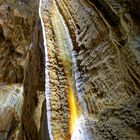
[0,84,23,140]
[0,0,45,140]
[40,0,140,139]
[0,0,140,140]
[0,0,37,82]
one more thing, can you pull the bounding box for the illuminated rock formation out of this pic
[0,0,140,140]
[40,0,79,139]
[40,0,140,139]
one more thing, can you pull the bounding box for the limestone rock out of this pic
[0,0,37,83]
[0,0,45,140]
[0,0,140,140]
[20,17,46,140]
[40,0,140,139]
[0,84,23,140]
[94,96,140,140]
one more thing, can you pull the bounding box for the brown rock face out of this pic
[40,0,140,139]
[0,1,37,82]
[0,0,45,140]
[21,17,46,140]
[0,0,140,140]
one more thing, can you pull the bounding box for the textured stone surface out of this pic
[40,0,140,139]
[0,0,36,82]
[20,17,46,140]
[0,0,45,140]
[94,96,140,140]
[0,84,23,140]
[40,0,79,139]
[0,0,140,140]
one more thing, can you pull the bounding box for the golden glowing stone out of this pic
[68,85,78,134]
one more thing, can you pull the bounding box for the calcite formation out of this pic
[40,0,140,139]
[0,0,140,140]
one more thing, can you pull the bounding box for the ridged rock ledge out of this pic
[0,0,140,140]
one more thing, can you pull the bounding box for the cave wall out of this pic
[0,0,46,140]
[0,0,140,140]
[0,0,36,82]
[40,0,140,139]
[21,17,46,140]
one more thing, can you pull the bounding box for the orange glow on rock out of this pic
[68,85,78,134]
